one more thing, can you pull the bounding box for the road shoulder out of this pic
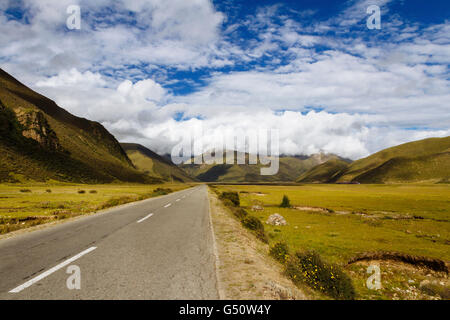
[208,189,308,300]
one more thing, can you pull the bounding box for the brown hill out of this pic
[0,68,160,183]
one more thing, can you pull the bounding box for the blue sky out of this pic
[0,0,449,158]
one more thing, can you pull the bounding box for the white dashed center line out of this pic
[137,213,153,224]
[164,203,172,208]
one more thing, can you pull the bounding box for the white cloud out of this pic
[1,0,449,160]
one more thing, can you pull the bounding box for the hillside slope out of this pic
[0,68,159,183]
[121,143,194,182]
[336,137,450,183]
[297,158,351,183]
[301,136,450,184]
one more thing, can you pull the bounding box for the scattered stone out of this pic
[251,205,264,211]
[420,280,431,288]
[264,281,296,300]
[266,214,287,226]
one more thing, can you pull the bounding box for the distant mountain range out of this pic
[181,152,346,182]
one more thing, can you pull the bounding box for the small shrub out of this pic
[89,190,98,194]
[279,195,291,208]
[78,190,86,194]
[231,207,248,220]
[153,188,172,196]
[419,283,450,299]
[220,192,240,206]
[242,215,264,231]
[46,189,52,193]
[241,215,268,243]
[20,189,32,193]
[285,250,355,300]
[270,242,290,263]
[98,196,135,210]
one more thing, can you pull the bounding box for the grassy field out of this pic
[213,184,450,299]
[0,182,192,234]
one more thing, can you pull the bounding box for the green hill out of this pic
[181,152,342,182]
[298,136,450,184]
[0,68,160,184]
[336,136,450,183]
[297,158,351,183]
[121,143,195,183]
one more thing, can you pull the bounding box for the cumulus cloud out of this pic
[1,0,449,160]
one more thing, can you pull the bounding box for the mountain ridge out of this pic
[0,68,158,183]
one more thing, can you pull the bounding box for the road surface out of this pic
[0,185,219,299]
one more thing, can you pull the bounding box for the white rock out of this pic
[266,214,287,226]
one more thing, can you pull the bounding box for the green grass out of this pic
[213,184,450,299]
[0,182,192,234]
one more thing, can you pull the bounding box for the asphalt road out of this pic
[0,185,219,299]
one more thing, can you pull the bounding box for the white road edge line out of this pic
[164,203,172,208]
[137,213,154,224]
[9,246,97,293]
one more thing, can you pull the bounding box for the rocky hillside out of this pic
[0,68,160,183]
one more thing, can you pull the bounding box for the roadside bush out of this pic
[242,215,264,231]
[419,282,450,299]
[231,207,248,220]
[78,190,86,194]
[220,192,240,207]
[153,188,172,196]
[46,189,52,193]
[241,215,268,243]
[269,241,290,263]
[285,250,356,300]
[279,195,291,208]
[98,196,135,210]
[20,189,32,193]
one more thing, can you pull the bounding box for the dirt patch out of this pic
[293,206,332,213]
[250,192,267,196]
[208,190,308,300]
[348,251,449,273]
